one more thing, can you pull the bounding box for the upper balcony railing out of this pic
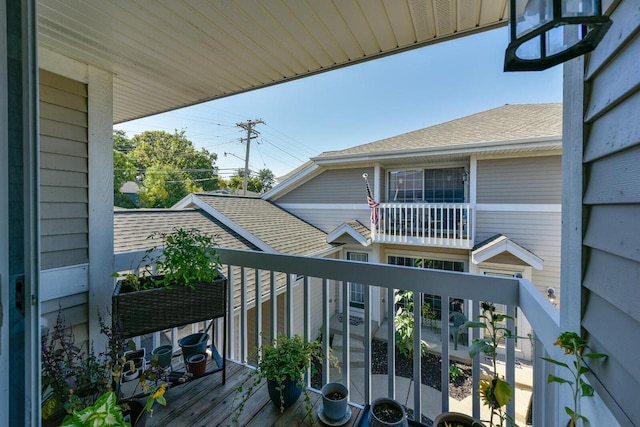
[371,203,473,249]
[113,247,561,426]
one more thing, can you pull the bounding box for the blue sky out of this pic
[116,26,563,179]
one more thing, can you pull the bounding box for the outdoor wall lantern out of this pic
[504,0,612,71]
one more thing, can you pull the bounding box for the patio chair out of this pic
[449,311,468,350]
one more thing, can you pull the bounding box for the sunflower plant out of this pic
[542,332,607,427]
[465,302,517,427]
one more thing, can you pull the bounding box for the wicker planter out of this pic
[113,273,226,338]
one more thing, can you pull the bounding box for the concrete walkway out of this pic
[328,316,532,425]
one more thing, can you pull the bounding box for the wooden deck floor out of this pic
[147,361,363,427]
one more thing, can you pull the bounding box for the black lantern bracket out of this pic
[505,1,612,72]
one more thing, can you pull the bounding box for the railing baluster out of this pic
[471,299,481,420]
[322,278,330,385]
[441,294,450,413]
[303,275,311,388]
[506,305,516,422]
[240,267,248,363]
[364,283,371,404]
[286,273,293,337]
[413,291,422,420]
[533,332,545,427]
[270,270,276,343]
[227,264,235,360]
[342,281,350,390]
[387,288,396,400]
[255,268,262,353]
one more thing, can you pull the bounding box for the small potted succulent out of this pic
[112,228,227,338]
[231,333,338,426]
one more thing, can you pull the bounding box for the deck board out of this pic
[147,360,362,426]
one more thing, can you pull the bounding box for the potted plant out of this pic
[231,333,338,426]
[112,228,227,338]
[542,331,607,427]
[368,397,408,427]
[60,391,128,427]
[41,309,168,426]
[320,382,349,423]
[461,302,513,427]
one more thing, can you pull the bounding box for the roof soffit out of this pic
[37,0,508,123]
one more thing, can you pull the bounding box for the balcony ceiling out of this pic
[37,0,508,123]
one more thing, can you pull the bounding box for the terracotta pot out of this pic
[186,353,207,378]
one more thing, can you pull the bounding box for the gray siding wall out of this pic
[579,2,640,425]
[476,211,561,300]
[276,167,374,203]
[40,70,89,269]
[281,207,371,234]
[477,156,562,204]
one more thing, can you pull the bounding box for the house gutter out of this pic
[311,136,562,165]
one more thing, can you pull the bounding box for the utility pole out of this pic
[236,119,265,195]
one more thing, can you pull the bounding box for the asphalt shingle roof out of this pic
[318,103,563,158]
[113,209,258,253]
[192,194,337,256]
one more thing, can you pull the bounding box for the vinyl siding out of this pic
[579,2,640,424]
[279,206,371,233]
[476,156,562,204]
[40,70,89,269]
[476,210,561,301]
[276,167,374,203]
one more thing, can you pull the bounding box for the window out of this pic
[347,252,368,309]
[388,255,465,318]
[424,167,466,203]
[387,169,423,202]
[387,167,466,203]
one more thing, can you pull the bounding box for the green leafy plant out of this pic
[542,331,607,427]
[60,391,129,427]
[465,302,516,427]
[449,363,464,381]
[394,290,428,358]
[42,309,169,425]
[231,334,338,427]
[114,228,221,291]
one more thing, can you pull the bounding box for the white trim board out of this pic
[327,223,371,247]
[472,236,544,270]
[40,264,89,302]
[476,204,561,212]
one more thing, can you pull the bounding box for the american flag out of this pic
[363,173,379,224]
[367,196,380,224]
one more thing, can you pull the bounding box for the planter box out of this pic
[113,273,227,338]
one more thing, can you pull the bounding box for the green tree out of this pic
[113,149,138,208]
[228,168,276,194]
[256,168,276,192]
[113,129,220,207]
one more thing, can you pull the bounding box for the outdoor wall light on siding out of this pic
[505,0,612,71]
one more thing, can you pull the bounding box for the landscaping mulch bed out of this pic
[370,339,473,401]
[311,338,473,403]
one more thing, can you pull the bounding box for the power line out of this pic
[236,119,265,195]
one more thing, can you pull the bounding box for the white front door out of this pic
[480,267,533,361]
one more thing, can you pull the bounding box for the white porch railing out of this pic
[371,203,473,248]
[113,247,562,425]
